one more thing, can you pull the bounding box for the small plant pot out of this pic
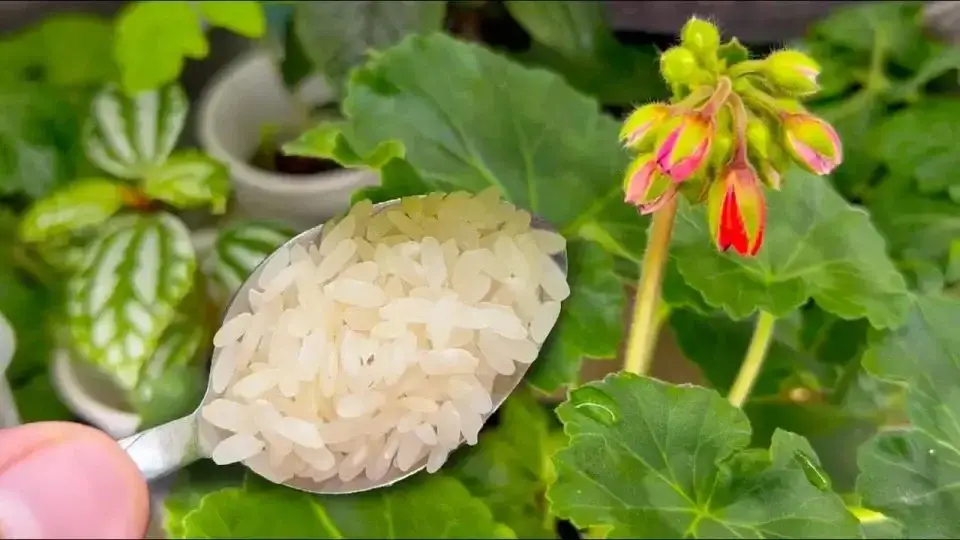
[196,50,379,232]
[50,230,219,439]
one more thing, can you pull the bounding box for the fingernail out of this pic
[0,431,148,539]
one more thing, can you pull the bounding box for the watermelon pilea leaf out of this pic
[66,211,196,390]
[82,83,188,180]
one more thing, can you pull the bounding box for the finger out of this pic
[0,422,149,539]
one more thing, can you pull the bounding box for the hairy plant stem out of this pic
[728,310,777,407]
[623,195,679,375]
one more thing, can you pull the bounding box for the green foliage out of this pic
[113,1,266,94]
[669,170,910,328]
[548,374,860,538]
[507,1,668,106]
[4,3,960,540]
[857,295,960,537]
[283,1,446,96]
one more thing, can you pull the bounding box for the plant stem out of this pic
[623,195,679,375]
[728,311,777,408]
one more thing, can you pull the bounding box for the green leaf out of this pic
[289,1,446,93]
[203,220,295,301]
[177,473,512,538]
[548,374,860,538]
[18,178,126,244]
[129,308,207,429]
[283,121,404,169]
[198,1,266,38]
[164,462,246,538]
[811,2,932,70]
[857,294,960,537]
[870,99,960,197]
[0,14,116,88]
[332,33,634,390]
[142,150,231,214]
[450,388,559,537]
[505,1,607,60]
[0,83,84,199]
[507,1,667,106]
[83,83,188,180]
[113,1,207,94]
[670,169,910,329]
[867,174,960,264]
[66,212,196,391]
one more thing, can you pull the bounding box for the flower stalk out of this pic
[623,195,679,375]
[728,311,777,407]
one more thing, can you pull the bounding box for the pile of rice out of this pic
[200,188,569,485]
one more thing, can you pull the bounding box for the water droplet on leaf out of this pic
[570,386,621,427]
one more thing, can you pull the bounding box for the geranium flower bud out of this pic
[681,17,720,59]
[757,161,782,191]
[781,113,843,175]
[655,113,714,182]
[763,50,821,96]
[707,163,766,256]
[623,153,677,214]
[620,103,671,150]
[660,47,700,87]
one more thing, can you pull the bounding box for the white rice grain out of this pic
[199,190,570,486]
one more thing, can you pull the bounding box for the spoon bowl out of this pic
[119,194,568,494]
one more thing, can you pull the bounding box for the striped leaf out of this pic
[143,150,231,214]
[66,211,196,390]
[83,84,188,180]
[203,220,295,301]
[18,178,126,244]
[130,307,208,428]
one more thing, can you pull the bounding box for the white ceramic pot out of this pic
[197,50,379,231]
[50,230,219,439]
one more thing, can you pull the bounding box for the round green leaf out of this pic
[18,178,126,243]
[333,33,633,391]
[142,150,231,214]
[83,83,187,180]
[113,1,207,95]
[548,373,861,538]
[203,220,295,301]
[176,474,512,538]
[66,212,196,390]
[858,294,960,537]
[670,170,910,329]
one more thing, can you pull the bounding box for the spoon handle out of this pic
[118,414,202,482]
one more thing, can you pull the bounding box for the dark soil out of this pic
[251,146,341,176]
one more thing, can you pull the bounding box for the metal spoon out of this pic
[118,195,568,495]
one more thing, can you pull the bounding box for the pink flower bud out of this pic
[619,103,671,150]
[655,112,714,182]
[781,113,842,175]
[763,50,821,96]
[707,162,766,256]
[623,153,677,215]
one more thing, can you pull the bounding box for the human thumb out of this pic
[0,422,149,539]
